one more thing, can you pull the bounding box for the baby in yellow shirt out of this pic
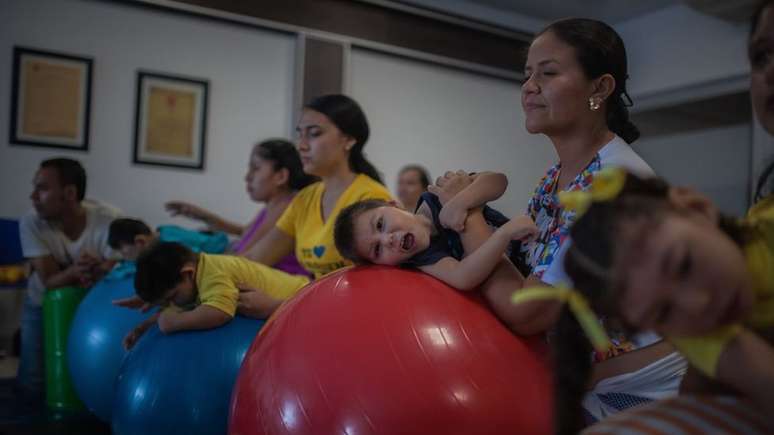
[120,242,309,349]
[513,168,774,431]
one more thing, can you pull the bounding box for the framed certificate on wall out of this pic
[133,71,209,170]
[9,46,93,151]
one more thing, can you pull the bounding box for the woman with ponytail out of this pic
[513,18,687,424]
[238,95,391,315]
[567,3,774,433]
[165,138,315,275]
[751,0,774,203]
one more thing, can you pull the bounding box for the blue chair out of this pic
[0,218,24,265]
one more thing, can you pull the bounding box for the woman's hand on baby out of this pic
[236,284,282,319]
[504,216,539,243]
[112,295,152,313]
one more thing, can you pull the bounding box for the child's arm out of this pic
[430,171,507,232]
[419,215,537,290]
[123,312,160,350]
[165,200,245,235]
[236,284,283,319]
[112,295,153,313]
[243,227,295,266]
[157,305,232,334]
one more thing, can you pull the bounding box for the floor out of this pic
[0,345,111,435]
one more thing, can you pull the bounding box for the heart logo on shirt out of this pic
[313,246,326,258]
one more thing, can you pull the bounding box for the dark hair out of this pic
[334,199,391,264]
[134,242,197,303]
[108,218,152,249]
[554,171,747,434]
[751,1,773,40]
[750,1,774,202]
[305,94,383,183]
[539,18,640,144]
[399,165,431,189]
[40,158,87,201]
[755,161,774,203]
[254,138,318,190]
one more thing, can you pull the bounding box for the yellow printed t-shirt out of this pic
[195,253,311,316]
[276,174,392,279]
[670,197,774,377]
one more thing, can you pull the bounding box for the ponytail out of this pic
[754,160,774,203]
[305,94,384,184]
[349,147,383,184]
[607,94,640,144]
[552,308,594,435]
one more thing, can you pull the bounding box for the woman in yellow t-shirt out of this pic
[239,95,391,315]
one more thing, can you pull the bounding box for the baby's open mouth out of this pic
[401,233,414,251]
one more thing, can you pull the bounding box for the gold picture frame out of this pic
[9,46,93,151]
[133,71,208,170]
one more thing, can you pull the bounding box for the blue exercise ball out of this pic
[67,275,154,421]
[112,316,264,435]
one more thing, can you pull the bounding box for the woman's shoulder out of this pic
[748,195,774,222]
[598,136,654,177]
[350,174,392,200]
[292,181,324,202]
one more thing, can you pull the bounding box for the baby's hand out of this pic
[157,310,181,334]
[438,200,468,232]
[76,252,100,268]
[504,216,538,243]
[122,326,145,350]
[428,170,473,205]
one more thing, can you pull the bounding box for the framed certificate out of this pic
[9,46,93,150]
[133,71,209,170]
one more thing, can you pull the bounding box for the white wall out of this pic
[614,4,755,217]
[2,0,756,229]
[0,0,296,227]
[616,4,749,102]
[632,125,752,216]
[0,0,558,227]
[349,48,556,215]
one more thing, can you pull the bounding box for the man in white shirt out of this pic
[17,158,120,404]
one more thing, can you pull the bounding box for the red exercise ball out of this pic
[229,266,552,435]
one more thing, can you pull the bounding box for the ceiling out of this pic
[395,0,760,30]
[464,0,679,24]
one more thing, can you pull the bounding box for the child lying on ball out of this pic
[117,241,308,349]
[334,171,538,332]
[108,217,229,262]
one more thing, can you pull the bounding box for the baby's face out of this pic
[619,212,753,336]
[353,206,431,265]
[118,243,142,262]
[155,271,198,308]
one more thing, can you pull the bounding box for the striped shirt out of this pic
[582,395,769,435]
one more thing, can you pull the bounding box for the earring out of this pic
[589,98,601,111]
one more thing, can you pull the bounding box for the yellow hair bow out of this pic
[511,286,611,353]
[557,166,627,216]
